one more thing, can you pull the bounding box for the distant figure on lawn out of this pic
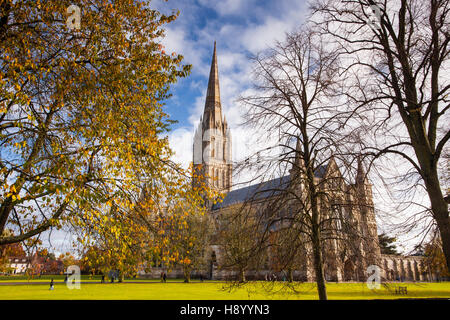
[64,275,68,283]
[101,275,105,283]
[49,279,54,290]
[163,272,167,283]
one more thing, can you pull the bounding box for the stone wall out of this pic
[380,254,433,282]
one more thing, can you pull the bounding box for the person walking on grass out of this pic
[49,279,54,290]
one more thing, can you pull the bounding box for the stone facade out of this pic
[381,254,435,282]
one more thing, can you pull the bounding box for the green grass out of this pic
[0,281,449,300]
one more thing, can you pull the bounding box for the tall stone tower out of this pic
[193,42,232,193]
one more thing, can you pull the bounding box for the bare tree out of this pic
[237,27,375,300]
[312,0,450,269]
[215,207,264,283]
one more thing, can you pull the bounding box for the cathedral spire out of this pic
[194,41,232,194]
[204,41,222,126]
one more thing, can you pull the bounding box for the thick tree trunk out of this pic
[422,172,450,271]
[312,228,327,300]
[305,146,328,300]
[0,197,13,235]
[410,134,450,271]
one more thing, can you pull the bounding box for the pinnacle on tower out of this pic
[356,155,368,185]
[290,137,305,177]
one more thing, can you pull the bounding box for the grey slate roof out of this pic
[212,165,327,210]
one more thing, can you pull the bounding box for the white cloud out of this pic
[168,127,194,168]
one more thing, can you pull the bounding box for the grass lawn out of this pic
[0,281,449,300]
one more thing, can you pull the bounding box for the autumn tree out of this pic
[74,164,217,281]
[0,0,191,249]
[312,0,450,271]
[58,252,78,271]
[0,229,25,272]
[79,246,105,275]
[158,206,213,283]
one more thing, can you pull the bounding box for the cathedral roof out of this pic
[212,165,327,210]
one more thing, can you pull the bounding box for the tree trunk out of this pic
[239,268,246,283]
[411,139,450,271]
[306,152,328,300]
[312,227,327,300]
[184,269,190,283]
[288,268,293,282]
[423,172,450,271]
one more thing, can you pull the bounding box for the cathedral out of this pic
[187,42,436,283]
